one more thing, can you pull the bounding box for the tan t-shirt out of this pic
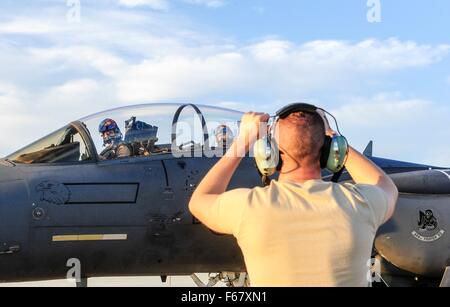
[205,179,388,287]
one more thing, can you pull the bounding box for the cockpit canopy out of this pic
[6,103,243,164]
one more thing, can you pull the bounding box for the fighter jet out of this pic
[0,103,448,287]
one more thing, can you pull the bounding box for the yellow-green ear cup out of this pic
[326,135,349,173]
[253,137,279,177]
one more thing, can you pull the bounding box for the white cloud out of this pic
[43,79,103,107]
[118,0,226,9]
[0,6,449,166]
[0,83,21,107]
[116,52,250,101]
[112,38,450,102]
[28,46,127,78]
[0,83,41,153]
[329,93,450,166]
[183,0,227,8]
[331,93,432,126]
[0,18,57,34]
[118,0,169,10]
[0,78,119,155]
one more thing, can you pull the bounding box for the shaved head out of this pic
[276,111,325,164]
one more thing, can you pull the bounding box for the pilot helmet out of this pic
[99,118,123,146]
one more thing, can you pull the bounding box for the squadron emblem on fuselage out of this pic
[412,209,445,242]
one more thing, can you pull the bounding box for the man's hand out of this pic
[316,109,337,137]
[236,112,271,153]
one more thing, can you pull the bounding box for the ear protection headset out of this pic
[253,103,349,185]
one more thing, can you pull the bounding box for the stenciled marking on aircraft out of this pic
[411,230,445,242]
[36,181,70,205]
[52,234,128,242]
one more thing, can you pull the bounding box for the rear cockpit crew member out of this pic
[214,124,235,149]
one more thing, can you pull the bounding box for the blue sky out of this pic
[178,1,450,42]
[0,0,449,165]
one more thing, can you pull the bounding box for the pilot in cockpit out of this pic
[214,124,235,149]
[98,118,132,160]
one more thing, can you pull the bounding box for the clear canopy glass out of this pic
[6,125,92,164]
[6,103,243,163]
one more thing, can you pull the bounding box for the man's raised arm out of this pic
[345,146,398,222]
[189,112,270,226]
[318,110,398,223]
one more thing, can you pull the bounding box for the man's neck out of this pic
[278,162,322,184]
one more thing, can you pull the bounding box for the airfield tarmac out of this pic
[0,274,219,287]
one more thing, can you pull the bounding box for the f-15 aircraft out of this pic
[0,103,449,287]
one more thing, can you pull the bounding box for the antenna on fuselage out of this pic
[363,141,373,157]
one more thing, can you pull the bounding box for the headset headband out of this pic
[254,102,349,185]
[276,103,318,119]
